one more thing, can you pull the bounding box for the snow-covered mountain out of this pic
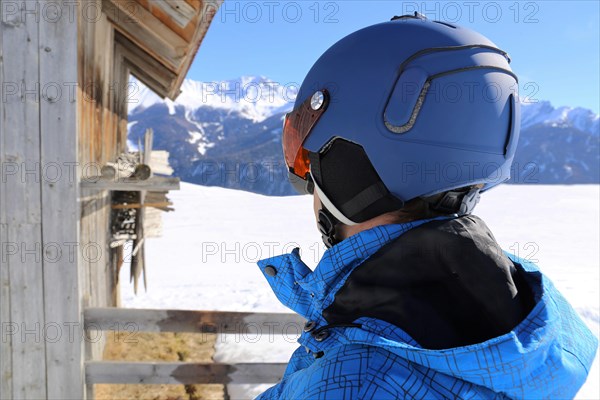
[129,75,297,123]
[521,101,599,135]
[127,76,600,195]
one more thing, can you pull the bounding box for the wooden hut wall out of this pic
[1,2,82,398]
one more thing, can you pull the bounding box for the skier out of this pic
[257,14,598,399]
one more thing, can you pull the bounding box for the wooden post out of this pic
[1,2,47,398]
[39,2,83,398]
[0,9,8,400]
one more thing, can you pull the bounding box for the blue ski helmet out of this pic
[282,13,520,227]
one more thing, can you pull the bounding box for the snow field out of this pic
[121,183,599,399]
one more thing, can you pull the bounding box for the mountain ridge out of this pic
[127,76,599,196]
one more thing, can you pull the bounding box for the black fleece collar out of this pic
[323,214,535,349]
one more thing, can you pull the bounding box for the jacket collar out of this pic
[257,216,457,322]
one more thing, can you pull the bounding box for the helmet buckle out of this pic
[427,187,481,215]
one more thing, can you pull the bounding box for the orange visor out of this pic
[282,89,330,180]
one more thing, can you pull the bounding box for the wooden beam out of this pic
[84,308,305,334]
[102,0,187,72]
[115,32,177,100]
[80,176,180,191]
[113,37,132,148]
[106,0,222,100]
[170,0,223,98]
[112,202,173,210]
[86,361,287,384]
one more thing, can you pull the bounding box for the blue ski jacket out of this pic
[256,215,597,399]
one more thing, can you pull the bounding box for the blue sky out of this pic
[187,1,600,112]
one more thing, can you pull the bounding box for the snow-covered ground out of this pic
[121,183,599,399]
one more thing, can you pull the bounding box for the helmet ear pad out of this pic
[309,138,405,224]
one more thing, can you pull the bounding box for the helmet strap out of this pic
[317,207,341,248]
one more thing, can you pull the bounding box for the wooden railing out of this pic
[83,308,304,387]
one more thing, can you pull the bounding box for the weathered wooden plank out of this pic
[153,0,198,28]
[100,6,123,318]
[102,0,187,71]
[80,176,181,191]
[77,1,119,343]
[6,223,47,400]
[0,223,11,400]
[112,39,131,149]
[77,7,97,359]
[78,10,123,356]
[84,308,305,335]
[130,128,154,292]
[0,12,11,399]
[1,1,47,397]
[77,5,96,350]
[85,361,287,384]
[39,4,83,399]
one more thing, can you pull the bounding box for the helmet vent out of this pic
[391,12,426,21]
[433,21,457,29]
